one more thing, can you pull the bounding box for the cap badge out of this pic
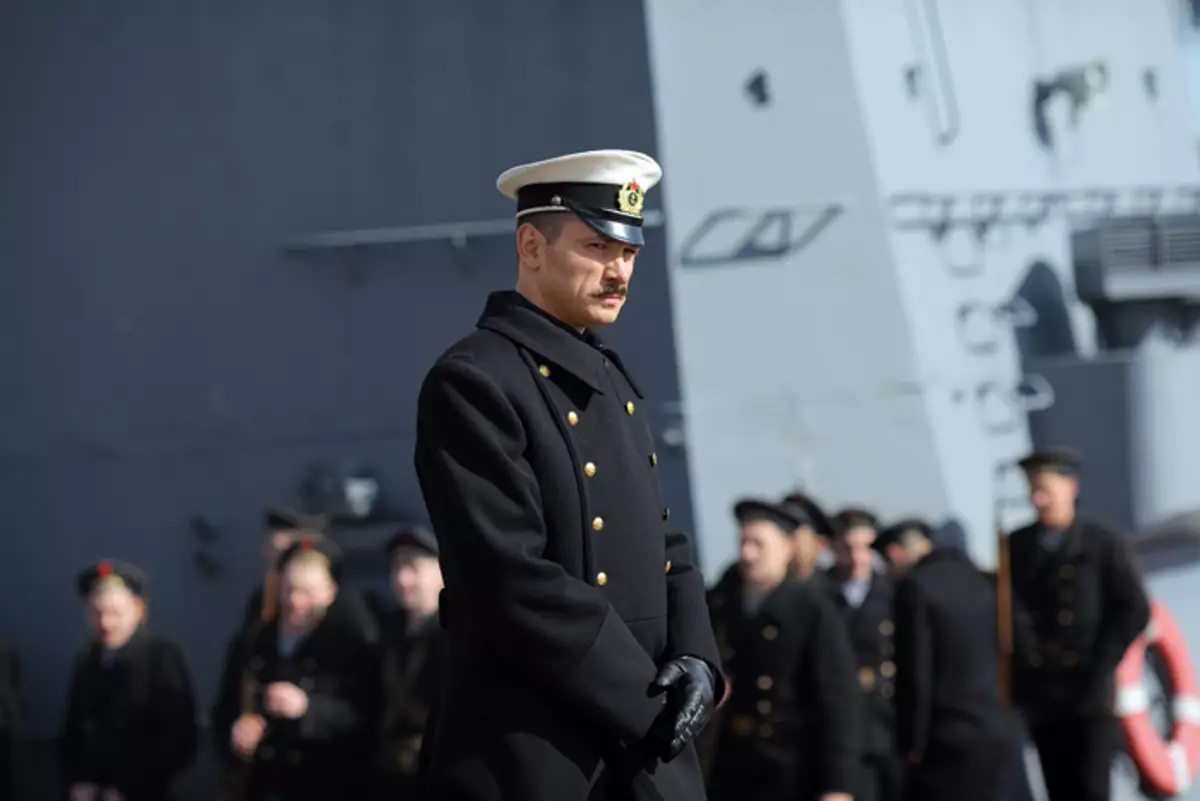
[617,180,644,218]
[94,561,126,591]
[300,538,315,551]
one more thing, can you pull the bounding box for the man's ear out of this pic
[517,222,545,269]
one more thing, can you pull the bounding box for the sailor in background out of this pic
[212,537,379,801]
[1008,448,1150,801]
[781,491,839,579]
[413,150,723,801]
[60,560,199,801]
[704,497,860,801]
[824,508,900,801]
[375,523,446,801]
[877,519,1016,801]
[240,507,379,643]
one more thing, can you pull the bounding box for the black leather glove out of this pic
[645,656,715,761]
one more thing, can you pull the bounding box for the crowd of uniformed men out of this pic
[5,445,1146,801]
[0,147,1156,801]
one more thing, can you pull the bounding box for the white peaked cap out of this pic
[495,150,662,246]
[495,149,662,199]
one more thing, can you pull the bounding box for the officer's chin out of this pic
[585,299,624,327]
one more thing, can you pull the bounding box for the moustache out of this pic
[597,286,627,297]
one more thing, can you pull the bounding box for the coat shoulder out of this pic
[425,328,523,382]
[1078,517,1122,542]
[1008,522,1039,548]
[417,329,532,409]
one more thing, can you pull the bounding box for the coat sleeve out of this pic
[1091,528,1151,674]
[892,577,933,760]
[1007,533,1040,671]
[414,357,665,745]
[663,530,725,696]
[806,589,862,794]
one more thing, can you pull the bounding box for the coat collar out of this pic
[475,290,643,398]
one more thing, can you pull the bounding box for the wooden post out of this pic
[996,525,1014,706]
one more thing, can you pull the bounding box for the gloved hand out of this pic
[646,656,715,761]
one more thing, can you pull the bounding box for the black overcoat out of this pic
[704,567,861,801]
[1008,517,1150,725]
[210,615,379,801]
[413,290,724,801]
[892,548,1016,801]
[823,570,897,758]
[60,628,198,801]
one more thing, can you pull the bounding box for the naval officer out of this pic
[413,149,724,801]
[1008,448,1150,801]
[705,498,860,801]
[879,520,1016,801]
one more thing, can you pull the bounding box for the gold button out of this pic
[538,364,551,377]
[881,682,895,698]
[757,675,774,691]
[650,452,658,466]
[567,410,579,426]
[592,516,604,531]
[1058,610,1074,625]
[584,462,597,477]
[1060,564,1075,579]
[858,666,876,691]
[756,699,772,714]
[662,507,670,521]
[879,620,894,636]
[626,401,635,415]
[731,715,753,736]
[597,571,608,586]
[759,724,774,738]
[664,560,672,574]
[762,625,778,640]
[299,677,315,691]
[1063,649,1078,666]
[881,660,896,678]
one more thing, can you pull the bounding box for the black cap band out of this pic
[517,181,646,246]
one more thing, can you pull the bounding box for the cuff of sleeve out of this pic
[567,606,665,745]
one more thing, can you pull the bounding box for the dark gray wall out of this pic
[0,0,692,735]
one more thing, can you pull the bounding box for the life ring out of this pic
[1115,600,1200,797]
